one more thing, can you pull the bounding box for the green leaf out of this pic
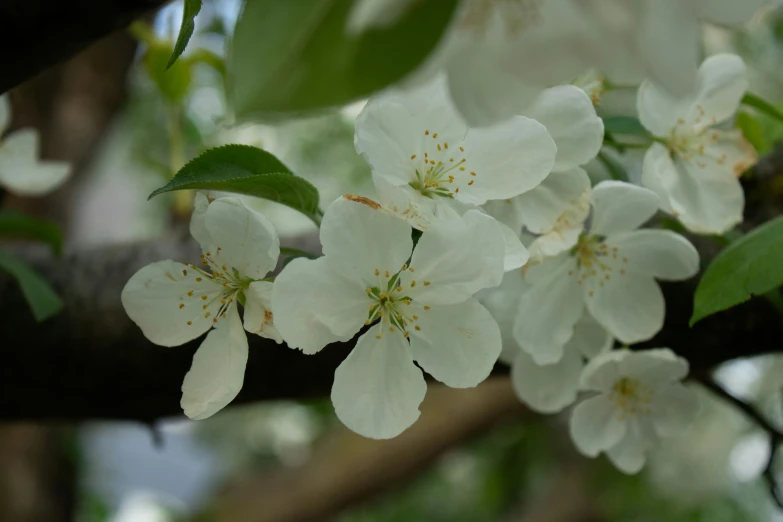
[279,247,319,259]
[0,211,62,255]
[167,0,203,69]
[741,92,783,125]
[602,116,649,136]
[229,0,459,119]
[0,249,63,322]
[144,43,193,104]
[735,111,767,153]
[149,145,322,224]
[691,216,783,325]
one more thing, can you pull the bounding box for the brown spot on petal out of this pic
[343,194,381,210]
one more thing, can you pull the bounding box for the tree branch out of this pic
[0,232,781,423]
[0,0,167,94]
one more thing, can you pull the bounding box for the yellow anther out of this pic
[424,305,431,310]
[588,290,594,297]
[410,154,416,159]
[437,144,442,151]
[423,281,431,286]
[374,268,380,276]
[221,265,228,271]
[459,167,466,171]
[459,146,464,152]
[415,325,421,331]
[205,312,211,318]
[470,171,476,176]
[413,315,419,320]
[409,267,415,272]
[187,320,192,325]
[385,270,390,278]
[410,280,417,287]
[425,130,430,135]
[179,303,185,309]
[433,133,438,138]
[220,299,226,304]
[187,291,194,297]
[221,312,227,318]
[444,142,449,149]
[202,305,207,310]
[195,277,202,282]
[213,318,218,323]
[201,295,208,301]
[468,180,474,186]
[182,269,188,276]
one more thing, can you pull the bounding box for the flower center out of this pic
[365,266,428,339]
[664,106,724,168]
[408,129,477,199]
[610,377,653,417]
[179,249,248,326]
[568,234,628,295]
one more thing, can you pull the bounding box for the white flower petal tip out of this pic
[181,307,248,420]
[637,53,752,234]
[569,348,699,473]
[332,326,426,439]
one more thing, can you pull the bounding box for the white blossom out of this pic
[0,94,71,196]
[569,348,700,474]
[404,0,765,126]
[513,181,699,365]
[272,195,504,439]
[121,194,282,420]
[638,53,757,234]
[354,76,555,261]
[484,85,602,261]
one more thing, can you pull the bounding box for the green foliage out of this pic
[167,0,203,69]
[691,216,783,325]
[742,92,783,125]
[149,145,322,224]
[228,0,458,119]
[0,211,62,255]
[735,111,767,153]
[596,151,629,181]
[602,116,649,136]
[0,249,63,322]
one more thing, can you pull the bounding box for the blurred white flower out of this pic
[122,194,282,420]
[513,181,699,364]
[406,0,765,126]
[272,196,504,439]
[638,53,756,234]
[0,94,71,196]
[570,348,700,474]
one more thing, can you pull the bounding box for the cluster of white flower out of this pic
[122,0,765,475]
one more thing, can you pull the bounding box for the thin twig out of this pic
[700,377,783,508]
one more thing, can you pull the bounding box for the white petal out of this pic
[0,94,9,133]
[321,196,413,279]
[331,325,426,439]
[616,348,690,385]
[640,143,677,215]
[373,175,436,231]
[0,130,70,196]
[652,383,700,437]
[637,0,700,96]
[181,306,248,419]
[456,116,556,204]
[569,396,626,457]
[271,257,368,354]
[498,220,529,271]
[646,143,744,234]
[478,270,528,365]
[583,270,665,344]
[606,229,699,281]
[243,281,282,343]
[445,46,542,127]
[513,255,584,364]
[525,86,604,171]
[511,347,582,414]
[482,198,525,235]
[579,349,626,392]
[403,210,505,305]
[528,225,582,263]
[569,313,613,359]
[189,192,212,247]
[121,260,225,347]
[687,54,748,129]
[637,79,686,137]
[590,181,659,236]
[514,168,591,234]
[606,419,655,474]
[203,197,280,280]
[699,0,766,25]
[355,77,467,187]
[703,129,757,177]
[408,297,501,388]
